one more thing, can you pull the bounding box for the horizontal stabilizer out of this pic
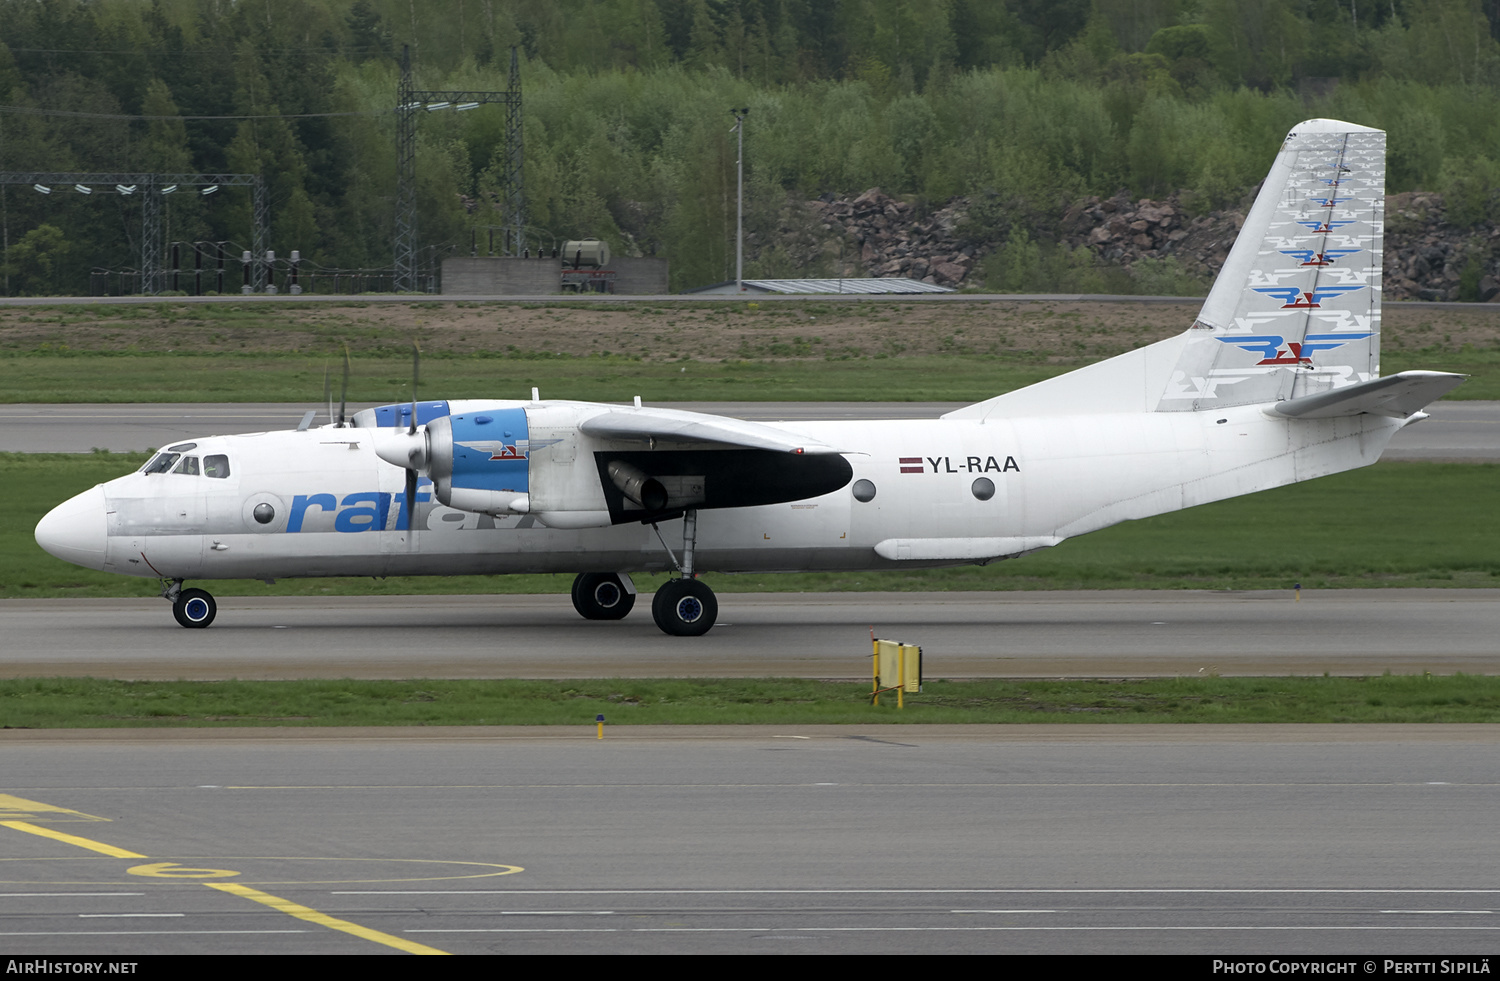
[580,407,841,454]
[1268,370,1465,419]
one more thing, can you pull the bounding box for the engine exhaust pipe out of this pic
[607,460,669,512]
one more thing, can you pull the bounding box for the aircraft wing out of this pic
[1268,370,1466,419]
[578,407,843,454]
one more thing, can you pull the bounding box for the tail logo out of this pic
[1252,284,1365,308]
[1278,249,1361,266]
[1218,332,1375,364]
[1294,220,1357,234]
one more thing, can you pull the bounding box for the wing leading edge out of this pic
[579,406,842,454]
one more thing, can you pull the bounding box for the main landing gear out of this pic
[163,580,217,628]
[569,508,719,637]
[649,508,717,637]
[570,572,636,620]
[651,577,716,637]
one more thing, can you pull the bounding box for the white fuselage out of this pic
[58,399,1403,583]
[31,118,1448,612]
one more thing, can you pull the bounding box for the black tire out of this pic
[172,587,216,628]
[651,578,717,637]
[571,573,636,621]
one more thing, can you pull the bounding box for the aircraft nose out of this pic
[35,485,109,571]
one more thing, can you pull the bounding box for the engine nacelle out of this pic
[425,409,533,516]
[375,401,853,526]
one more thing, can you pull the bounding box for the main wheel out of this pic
[571,572,636,620]
[172,587,217,628]
[651,578,717,637]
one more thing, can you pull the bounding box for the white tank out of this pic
[561,239,610,268]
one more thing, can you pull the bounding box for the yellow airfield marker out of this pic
[127,861,239,879]
[596,713,605,739]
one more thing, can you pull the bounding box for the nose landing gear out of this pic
[163,580,217,628]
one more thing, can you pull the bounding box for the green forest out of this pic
[1,0,1498,294]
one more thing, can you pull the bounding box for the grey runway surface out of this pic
[4,590,1498,679]
[3,402,961,453]
[4,725,1500,955]
[4,400,1498,459]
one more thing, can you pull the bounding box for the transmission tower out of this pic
[394,45,523,294]
[0,172,266,295]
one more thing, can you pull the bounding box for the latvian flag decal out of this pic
[899,457,923,474]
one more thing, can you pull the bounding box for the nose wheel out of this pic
[170,586,217,628]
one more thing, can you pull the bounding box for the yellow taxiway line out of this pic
[0,795,450,955]
[207,882,448,955]
[0,821,147,859]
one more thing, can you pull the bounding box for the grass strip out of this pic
[2,676,1498,728]
[5,298,1498,400]
[8,456,1500,597]
[0,353,1066,405]
[3,351,1499,403]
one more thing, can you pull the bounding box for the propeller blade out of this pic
[408,341,421,436]
[323,367,333,427]
[406,340,421,544]
[405,466,419,538]
[338,344,351,427]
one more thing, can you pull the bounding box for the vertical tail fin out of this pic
[1158,119,1385,411]
[945,119,1391,423]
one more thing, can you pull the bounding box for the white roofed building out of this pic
[684,277,955,295]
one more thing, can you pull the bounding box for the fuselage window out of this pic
[204,454,231,478]
[142,452,180,474]
[172,456,201,476]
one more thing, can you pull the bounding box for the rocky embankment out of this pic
[805,188,976,287]
[804,186,1499,301]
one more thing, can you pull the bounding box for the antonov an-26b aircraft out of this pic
[36,119,1463,636]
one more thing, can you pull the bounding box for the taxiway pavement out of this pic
[4,400,1497,460]
[3,590,1497,680]
[3,725,1499,955]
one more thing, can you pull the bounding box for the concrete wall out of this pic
[609,257,670,294]
[442,257,560,295]
[442,256,669,295]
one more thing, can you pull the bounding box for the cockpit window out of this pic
[204,454,230,479]
[142,452,180,474]
[172,456,201,476]
[168,442,198,452]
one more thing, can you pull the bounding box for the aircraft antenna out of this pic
[338,344,351,428]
